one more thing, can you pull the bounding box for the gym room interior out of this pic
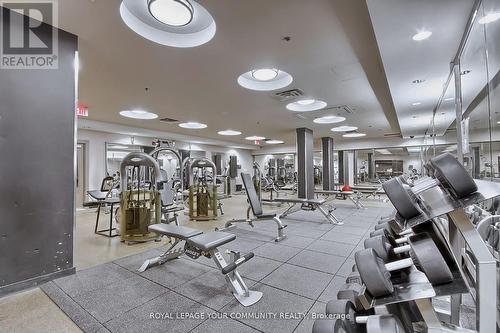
[1,0,500,332]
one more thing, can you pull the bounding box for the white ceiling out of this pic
[366,0,474,138]
[53,0,401,147]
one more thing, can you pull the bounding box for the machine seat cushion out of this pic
[187,232,236,251]
[149,224,203,239]
[256,213,277,219]
[274,198,326,205]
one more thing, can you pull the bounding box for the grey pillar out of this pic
[321,137,335,190]
[0,9,78,295]
[296,128,314,199]
[472,147,480,179]
[338,151,345,185]
[353,151,358,185]
[368,152,375,180]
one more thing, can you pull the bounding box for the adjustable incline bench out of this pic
[275,195,342,225]
[314,189,365,209]
[138,224,263,306]
[224,173,288,242]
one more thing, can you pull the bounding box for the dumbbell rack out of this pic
[359,179,500,332]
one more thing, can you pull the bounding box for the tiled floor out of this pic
[38,203,393,333]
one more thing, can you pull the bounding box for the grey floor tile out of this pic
[332,226,367,236]
[307,240,355,257]
[113,248,164,272]
[253,243,303,262]
[223,237,266,253]
[285,225,328,239]
[288,250,345,275]
[318,276,347,303]
[261,264,332,299]
[277,235,316,249]
[140,258,212,289]
[105,290,213,333]
[54,263,136,298]
[73,275,167,323]
[293,301,327,333]
[320,231,363,245]
[222,283,314,333]
[191,318,260,333]
[238,256,283,281]
[336,258,356,277]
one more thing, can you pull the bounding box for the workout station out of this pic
[2,1,500,332]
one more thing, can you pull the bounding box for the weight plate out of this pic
[355,249,394,298]
[374,222,388,231]
[366,314,405,333]
[430,153,477,199]
[346,271,361,284]
[382,178,421,220]
[370,228,385,238]
[409,233,453,285]
[364,235,392,262]
[312,319,346,333]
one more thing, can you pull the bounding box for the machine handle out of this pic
[222,252,254,275]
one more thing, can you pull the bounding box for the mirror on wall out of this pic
[253,153,296,186]
[105,143,145,176]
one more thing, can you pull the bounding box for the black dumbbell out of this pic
[364,234,411,262]
[383,153,477,220]
[336,283,363,310]
[313,299,404,333]
[355,233,453,298]
[345,271,361,285]
[370,224,412,239]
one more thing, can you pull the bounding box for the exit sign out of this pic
[77,103,88,117]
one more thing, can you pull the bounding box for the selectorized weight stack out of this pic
[185,158,218,221]
[119,152,164,243]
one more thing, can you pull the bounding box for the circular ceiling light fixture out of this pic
[412,102,421,106]
[479,12,500,24]
[119,110,158,119]
[237,69,293,91]
[313,115,346,124]
[218,129,242,136]
[343,132,366,138]
[120,0,216,48]
[331,125,358,132]
[412,30,432,41]
[251,68,279,81]
[412,79,425,84]
[245,136,266,141]
[286,100,327,112]
[148,0,194,27]
[266,140,284,145]
[179,122,207,129]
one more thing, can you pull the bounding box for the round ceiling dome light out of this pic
[148,0,194,26]
[245,136,266,141]
[343,132,366,138]
[237,69,293,91]
[287,100,327,112]
[313,115,346,124]
[412,30,432,41]
[479,12,500,24]
[252,68,279,81]
[331,125,358,132]
[120,0,216,48]
[119,110,158,119]
[266,140,284,145]
[179,122,207,129]
[218,129,242,136]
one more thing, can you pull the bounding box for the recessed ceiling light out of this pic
[286,100,327,112]
[412,30,432,41]
[179,122,207,129]
[119,110,158,120]
[412,79,425,84]
[297,99,316,106]
[313,115,346,124]
[412,102,421,106]
[245,136,266,141]
[331,125,358,132]
[266,140,284,145]
[497,121,500,124]
[479,12,500,24]
[218,129,242,136]
[343,132,366,138]
[461,70,471,75]
[252,68,279,81]
[148,0,194,27]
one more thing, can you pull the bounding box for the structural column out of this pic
[321,137,335,190]
[338,150,344,185]
[367,152,375,180]
[296,128,314,199]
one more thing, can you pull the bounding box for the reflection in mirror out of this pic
[105,143,144,176]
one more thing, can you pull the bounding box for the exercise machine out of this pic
[184,158,219,220]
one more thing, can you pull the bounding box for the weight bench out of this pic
[223,173,288,242]
[138,223,262,306]
[315,189,365,209]
[275,197,343,225]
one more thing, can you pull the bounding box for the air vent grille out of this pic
[274,88,304,102]
[383,132,402,138]
[159,117,179,123]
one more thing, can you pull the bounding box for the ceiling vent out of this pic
[159,117,179,123]
[383,132,402,138]
[273,88,304,102]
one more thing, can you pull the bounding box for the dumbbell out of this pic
[370,224,412,239]
[335,283,364,310]
[364,234,411,262]
[355,233,453,298]
[345,271,361,284]
[383,153,477,220]
[313,300,405,333]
